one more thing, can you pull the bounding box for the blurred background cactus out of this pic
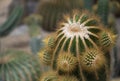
[0,6,23,37]
[24,14,42,37]
[37,0,83,31]
[0,50,41,81]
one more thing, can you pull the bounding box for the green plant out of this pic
[38,9,117,81]
[0,6,23,37]
[24,14,43,55]
[37,0,83,31]
[24,14,42,37]
[0,50,41,81]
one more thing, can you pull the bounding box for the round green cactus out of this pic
[38,48,53,65]
[57,52,77,73]
[99,29,117,50]
[38,9,117,81]
[24,14,42,37]
[80,49,106,72]
[0,50,41,81]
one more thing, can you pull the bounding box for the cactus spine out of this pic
[0,50,41,81]
[0,6,23,37]
[39,9,117,81]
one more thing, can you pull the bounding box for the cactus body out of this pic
[39,9,117,81]
[98,0,109,25]
[38,48,53,65]
[99,29,117,50]
[80,49,106,72]
[37,0,83,31]
[0,50,41,81]
[24,14,42,37]
[0,6,23,37]
[57,52,77,73]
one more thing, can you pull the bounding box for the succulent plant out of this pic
[38,47,53,65]
[37,0,83,31]
[39,9,117,81]
[57,52,78,73]
[24,14,42,37]
[0,6,23,37]
[0,50,41,81]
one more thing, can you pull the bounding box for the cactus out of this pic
[37,0,83,31]
[97,0,109,25]
[24,14,42,37]
[83,0,94,11]
[0,50,41,81]
[39,9,117,81]
[0,6,23,37]
[38,47,53,65]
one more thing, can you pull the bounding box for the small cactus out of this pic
[57,52,77,73]
[80,49,106,72]
[0,50,41,81]
[0,6,23,37]
[24,14,42,37]
[38,48,53,65]
[99,29,117,50]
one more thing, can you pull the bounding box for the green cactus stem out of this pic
[24,14,42,37]
[0,50,41,81]
[0,6,23,37]
[98,0,109,25]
